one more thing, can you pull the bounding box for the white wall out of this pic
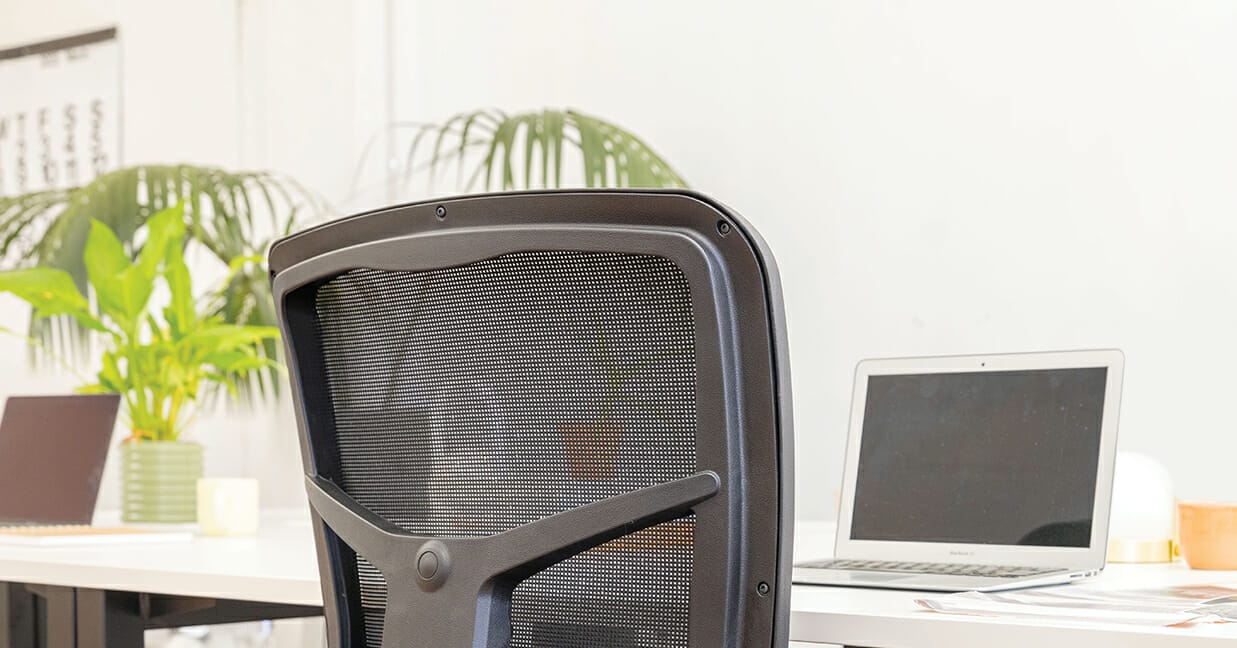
[4,0,1237,524]
[0,0,385,512]
[392,0,1237,520]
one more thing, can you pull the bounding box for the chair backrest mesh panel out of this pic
[312,250,698,647]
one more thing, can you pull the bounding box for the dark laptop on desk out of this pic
[0,394,120,526]
[795,350,1124,592]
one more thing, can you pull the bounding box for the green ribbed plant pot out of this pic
[120,441,203,523]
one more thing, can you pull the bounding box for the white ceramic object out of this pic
[1107,451,1175,562]
[196,478,260,537]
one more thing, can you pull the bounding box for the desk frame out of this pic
[1,582,321,648]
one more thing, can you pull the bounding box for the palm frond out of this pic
[0,164,328,404]
[361,108,687,197]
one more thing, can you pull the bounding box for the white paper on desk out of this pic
[916,585,1237,627]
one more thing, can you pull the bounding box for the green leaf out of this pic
[82,218,130,275]
[97,351,126,392]
[204,349,280,374]
[576,113,606,188]
[137,204,187,277]
[523,114,538,189]
[226,254,263,275]
[427,112,468,191]
[455,111,492,187]
[0,268,106,331]
[84,220,147,333]
[164,249,194,336]
[178,324,280,357]
[543,110,564,187]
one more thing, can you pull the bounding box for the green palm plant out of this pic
[0,165,322,401]
[0,205,280,441]
[358,108,688,196]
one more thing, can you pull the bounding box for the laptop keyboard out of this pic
[797,559,1064,579]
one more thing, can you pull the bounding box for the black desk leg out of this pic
[0,583,37,648]
[74,590,143,648]
[24,585,75,648]
[12,586,321,648]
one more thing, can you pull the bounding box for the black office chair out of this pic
[269,190,794,648]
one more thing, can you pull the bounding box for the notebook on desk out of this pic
[794,350,1124,592]
[0,525,192,546]
[0,395,191,546]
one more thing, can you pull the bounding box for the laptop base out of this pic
[792,566,1095,593]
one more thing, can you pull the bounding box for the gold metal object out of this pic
[1107,538,1176,563]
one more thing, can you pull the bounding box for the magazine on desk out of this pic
[916,584,1237,627]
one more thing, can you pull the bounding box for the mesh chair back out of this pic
[270,190,793,648]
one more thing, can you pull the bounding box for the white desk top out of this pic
[792,567,1237,647]
[791,521,1237,647]
[1,514,1234,647]
[0,511,322,606]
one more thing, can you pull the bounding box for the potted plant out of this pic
[0,205,280,523]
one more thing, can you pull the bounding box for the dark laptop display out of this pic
[850,368,1108,547]
[0,395,121,526]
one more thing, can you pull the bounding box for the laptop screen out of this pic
[850,367,1108,548]
[0,395,120,525]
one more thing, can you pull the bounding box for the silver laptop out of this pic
[795,350,1124,592]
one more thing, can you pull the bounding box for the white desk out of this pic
[791,521,1237,647]
[0,511,322,648]
[0,512,320,607]
[1,515,1236,647]
[793,564,1237,647]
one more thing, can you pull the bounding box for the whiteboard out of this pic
[0,28,121,196]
